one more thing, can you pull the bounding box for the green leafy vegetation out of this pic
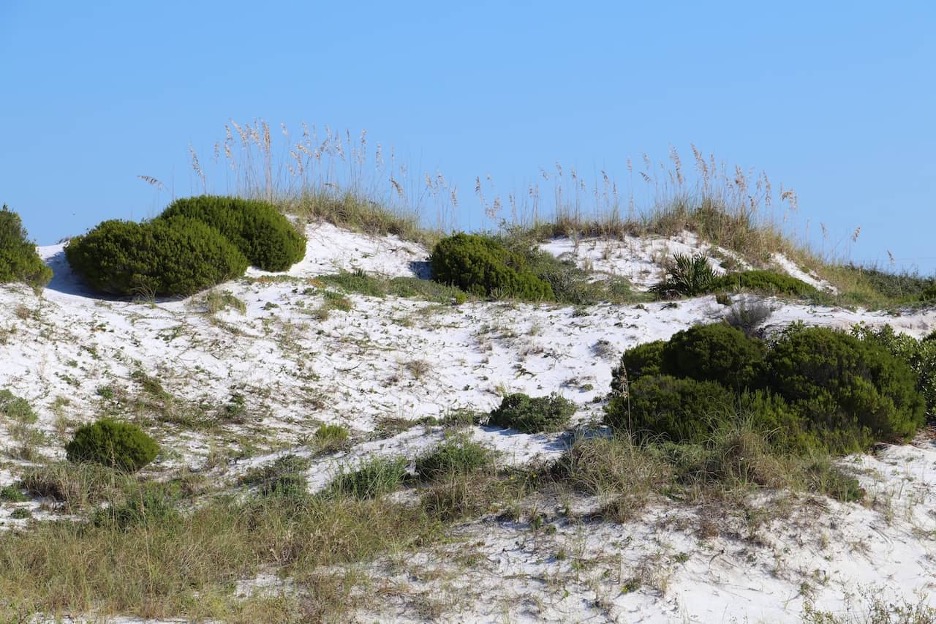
[429,233,554,301]
[487,392,576,434]
[0,389,38,424]
[651,253,716,298]
[607,323,926,455]
[710,269,819,298]
[661,323,766,390]
[160,195,306,271]
[65,217,249,297]
[0,206,52,289]
[65,418,160,472]
[413,436,493,481]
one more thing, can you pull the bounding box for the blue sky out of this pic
[2,1,934,273]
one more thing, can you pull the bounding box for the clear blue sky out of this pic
[2,1,934,273]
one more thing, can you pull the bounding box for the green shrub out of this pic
[0,389,37,424]
[327,457,408,499]
[851,323,936,418]
[65,217,248,297]
[429,233,554,301]
[766,324,925,452]
[414,437,492,481]
[610,340,666,396]
[604,375,735,444]
[710,270,818,298]
[650,253,716,298]
[0,484,29,502]
[0,206,52,289]
[661,323,765,390]
[159,195,306,272]
[65,419,159,472]
[921,283,936,302]
[487,393,575,433]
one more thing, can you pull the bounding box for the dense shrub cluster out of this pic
[66,195,306,297]
[65,419,159,472]
[160,195,305,271]
[429,233,554,301]
[661,323,765,390]
[487,392,575,433]
[605,375,734,443]
[0,206,52,289]
[65,217,249,297]
[606,322,926,454]
[610,340,665,396]
[852,323,936,417]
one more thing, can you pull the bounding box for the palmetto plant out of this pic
[651,253,717,298]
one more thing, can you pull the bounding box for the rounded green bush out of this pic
[65,418,159,472]
[159,195,306,272]
[0,206,52,289]
[488,392,575,433]
[766,324,925,452]
[65,217,249,297]
[604,375,735,444]
[610,340,666,395]
[429,233,554,301]
[661,323,765,390]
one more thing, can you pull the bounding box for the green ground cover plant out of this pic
[487,392,576,434]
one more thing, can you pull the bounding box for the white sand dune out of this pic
[2,223,935,622]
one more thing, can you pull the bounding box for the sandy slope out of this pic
[1,222,935,622]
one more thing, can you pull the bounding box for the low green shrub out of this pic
[610,340,666,396]
[487,393,576,433]
[65,217,248,297]
[766,324,925,453]
[661,323,765,390]
[0,389,37,424]
[160,195,306,271]
[604,375,735,444]
[710,270,818,298]
[0,206,52,289]
[650,253,716,298]
[429,233,554,301]
[414,437,492,481]
[65,419,159,472]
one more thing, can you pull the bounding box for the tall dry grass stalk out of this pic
[185,120,852,276]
